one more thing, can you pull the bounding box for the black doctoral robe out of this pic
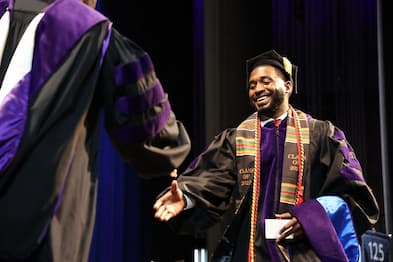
[169,110,379,262]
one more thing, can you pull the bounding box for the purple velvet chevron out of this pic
[333,128,365,182]
[114,52,154,86]
[112,52,170,143]
[114,82,165,114]
[114,53,162,115]
[113,100,171,144]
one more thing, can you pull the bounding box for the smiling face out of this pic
[248,65,292,118]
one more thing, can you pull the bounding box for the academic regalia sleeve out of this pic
[167,128,238,235]
[98,28,191,178]
[320,121,379,235]
[287,119,379,261]
[293,119,379,238]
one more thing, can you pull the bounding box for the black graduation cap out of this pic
[246,50,298,93]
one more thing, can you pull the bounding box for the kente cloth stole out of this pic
[235,106,310,262]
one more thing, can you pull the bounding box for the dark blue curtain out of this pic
[271,0,385,232]
[201,0,388,257]
[89,1,195,261]
[88,2,142,261]
[89,113,141,262]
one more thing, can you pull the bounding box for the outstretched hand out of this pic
[153,180,185,222]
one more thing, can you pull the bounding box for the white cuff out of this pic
[183,193,196,210]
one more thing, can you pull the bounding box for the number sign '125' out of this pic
[361,230,391,262]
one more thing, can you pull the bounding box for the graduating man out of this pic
[0,0,191,261]
[153,50,379,261]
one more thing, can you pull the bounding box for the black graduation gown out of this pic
[169,114,379,262]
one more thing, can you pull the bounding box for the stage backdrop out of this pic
[89,1,195,261]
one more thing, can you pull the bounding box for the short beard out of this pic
[255,90,285,117]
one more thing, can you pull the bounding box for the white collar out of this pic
[260,112,288,127]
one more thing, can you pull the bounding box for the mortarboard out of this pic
[246,50,298,93]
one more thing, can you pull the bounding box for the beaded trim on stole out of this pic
[235,107,310,262]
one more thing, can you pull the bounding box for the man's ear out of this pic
[284,80,293,95]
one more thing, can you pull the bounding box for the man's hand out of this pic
[153,180,185,222]
[275,212,304,243]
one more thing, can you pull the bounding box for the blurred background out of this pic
[89,0,392,261]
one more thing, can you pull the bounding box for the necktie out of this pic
[273,118,282,128]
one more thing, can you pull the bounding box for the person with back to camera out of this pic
[0,0,191,261]
[153,49,379,261]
